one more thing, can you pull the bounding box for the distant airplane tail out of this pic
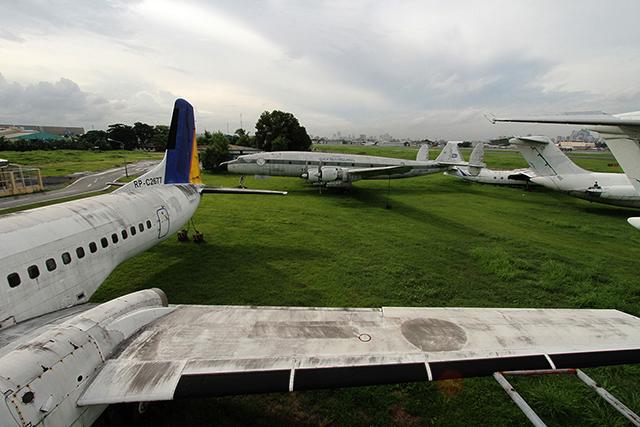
[467,143,485,176]
[416,144,429,162]
[510,136,586,177]
[117,99,202,192]
[435,141,464,165]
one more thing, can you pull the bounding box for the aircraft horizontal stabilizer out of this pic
[77,302,640,405]
[200,187,287,195]
[510,136,553,145]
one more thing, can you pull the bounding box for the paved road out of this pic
[0,160,157,211]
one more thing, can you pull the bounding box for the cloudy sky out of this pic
[1,0,639,139]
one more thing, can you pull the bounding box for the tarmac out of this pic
[0,160,156,211]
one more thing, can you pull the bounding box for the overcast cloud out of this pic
[1,0,639,138]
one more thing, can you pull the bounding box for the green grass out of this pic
[89,147,640,426]
[0,150,163,177]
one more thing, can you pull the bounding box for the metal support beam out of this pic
[575,369,640,427]
[493,372,547,427]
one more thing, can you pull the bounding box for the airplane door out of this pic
[156,206,170,239]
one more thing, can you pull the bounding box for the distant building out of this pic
[227,144,262,159]
[0,124,84,138]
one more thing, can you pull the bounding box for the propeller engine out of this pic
[303,165,343,183]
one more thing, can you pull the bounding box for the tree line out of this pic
[0,110,312,163]
[0,122,170,152]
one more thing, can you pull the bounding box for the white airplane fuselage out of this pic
[0,184,200,329]
[226,151,446,185]
[447,167,537,186]
[532,171,640,207]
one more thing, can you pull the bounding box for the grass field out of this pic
[88,147,640,426]
[0,150,163,177]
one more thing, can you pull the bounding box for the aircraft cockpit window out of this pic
[146,220,152,229]
[7,272,20,288]
[122,229,128,239]
[130,226,137,236]
[139,223,144,232]
[76,247,85,258]
[101,237,108,248]
[111,233,118,244]
[62,252,71,265]
[28,265,40,279]
[46,258,57,272]
[89,242,97,253]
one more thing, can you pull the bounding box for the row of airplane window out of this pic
[6,219,153,289]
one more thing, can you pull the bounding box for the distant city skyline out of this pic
[1,1,640,140]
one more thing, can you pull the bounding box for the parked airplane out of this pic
[445,143,538,186]
[491,113,640,212]
[2,100,640,427]
[224,142,479,187]
[451,136,640,208]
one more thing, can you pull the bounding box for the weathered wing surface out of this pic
[345,165,413,178]
[78,305,640,405]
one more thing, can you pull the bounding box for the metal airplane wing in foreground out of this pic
[76,291,640,405]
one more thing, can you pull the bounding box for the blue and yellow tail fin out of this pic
[116,99,201,193]
[165,98,202,184]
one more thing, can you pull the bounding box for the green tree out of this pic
[254,110,312,151]
[201,132,230,171]
[271,135,289,151]
[149,125,169,152]
[106,124,138,150]
[133,122,155,149]
[79,130,110,150]
[234,128,254,147]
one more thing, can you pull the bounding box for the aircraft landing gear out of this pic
[192,231,204,243]
[177,220,205,243]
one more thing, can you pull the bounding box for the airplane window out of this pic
[130,226,137,236]
[122,229,128,239]
[76,247,85,258]
[101,237,108,248]
[46,258,57,272]
[111,233,118,244]
[7,273,20,288]
[146,220,152,229]
[89,242,97,253]
[28,265,40,279]
[62,252,71,265]
[139,223,144,232]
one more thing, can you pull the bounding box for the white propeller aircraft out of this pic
[224,142,479,187]
[491,112,640,220]
[2,100,640,426]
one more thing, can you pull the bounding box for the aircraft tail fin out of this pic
[117,99,201,192]
[510,136,587,177]
[416,144,429,162]
[435,141,463,164]
[468,143,485,176]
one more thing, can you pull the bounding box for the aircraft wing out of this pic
[345,165,413,178]
[491,113,640,127]
[200,187,287,195]
[78,304,640,405]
